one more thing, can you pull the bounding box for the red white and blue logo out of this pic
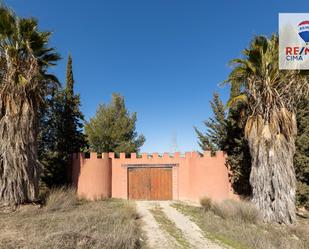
[298,20,309,44]
[279,13,309,69]
[284,20,309,63]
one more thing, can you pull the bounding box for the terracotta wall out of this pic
[72,152,112,200]
[71,151,236,202]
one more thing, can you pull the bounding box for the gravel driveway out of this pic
[136,201,224,249]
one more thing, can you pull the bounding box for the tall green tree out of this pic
[39,55,86,187]
[195,93,226,154]
[224,68,252,196]
[224,104,252,196]
[195,93,251,196]
[63,55,86,156]
[226,35,309,224]
[38,90,66,187]
[85,93,145,153]
[0,6,60,205]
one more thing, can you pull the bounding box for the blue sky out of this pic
[6,0,309,152]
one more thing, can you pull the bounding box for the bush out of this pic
[296,182,309,210]
[211,199,260,224]
[200,197,212,211]
[45,187,77,212]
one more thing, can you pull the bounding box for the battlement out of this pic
[71,150,234,202]
[72,151,226,160]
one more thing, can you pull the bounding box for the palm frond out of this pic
[227,94,248,108]
[0,5,60,106]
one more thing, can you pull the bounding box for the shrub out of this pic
[211,199,260,224]
[44,187,77,212]
[296,182,309,210]
[200,197,212,211]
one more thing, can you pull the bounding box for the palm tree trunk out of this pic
[0,97,40,205]
[247,119,297,224]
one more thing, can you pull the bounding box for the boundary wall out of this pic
[71,151,237,202]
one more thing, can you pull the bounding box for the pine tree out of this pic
[195,93,252,196]
[85,93,145,154]
[194,93,227,154]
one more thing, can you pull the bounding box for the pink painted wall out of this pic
[72,152,111,200]
[71,151,237,202]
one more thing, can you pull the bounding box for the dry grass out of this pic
[211,199,260,224]
[201,198,260,224]
[0,189,143,249]
[173,201,309,249]
[44,187,77,212]
[200,197,212,211]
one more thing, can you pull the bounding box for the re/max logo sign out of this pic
[285,46,309,61]
[279,13,309,69]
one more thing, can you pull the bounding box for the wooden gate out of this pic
[128,166,172,200]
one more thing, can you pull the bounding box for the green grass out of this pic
[172,202,309,249]
[0,189,143,249]
[149,205,191,249]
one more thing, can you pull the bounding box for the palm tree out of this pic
[226,35,309,224]
[0,6,60,206]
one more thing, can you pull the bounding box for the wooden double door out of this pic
[128,166,172,200]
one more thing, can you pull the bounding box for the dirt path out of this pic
[136,201,178,249]
[136,201,224,249]
[160,202,223,249]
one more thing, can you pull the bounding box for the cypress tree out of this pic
[63,55,86,155]
[66,55,74,100]
[38,55,86,187]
